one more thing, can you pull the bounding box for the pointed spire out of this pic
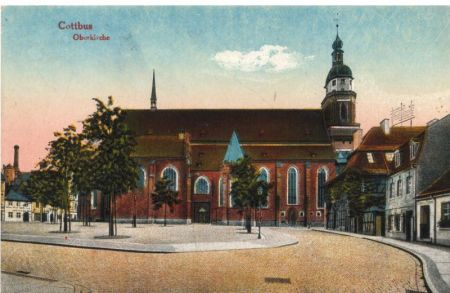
[150,69,157,110]
[223,131,244,163]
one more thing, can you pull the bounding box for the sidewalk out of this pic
[1,227,298,253]
[312,228,450,293]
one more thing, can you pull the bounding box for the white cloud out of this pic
[213,45,304,72]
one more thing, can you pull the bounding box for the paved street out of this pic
[2,228,427,292]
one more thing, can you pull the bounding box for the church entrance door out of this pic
[193,202,210,224]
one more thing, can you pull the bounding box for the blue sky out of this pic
[2,6,450,170]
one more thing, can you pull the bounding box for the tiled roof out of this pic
[125,109,331,143]
[132,135,185,158]
[6,189,31,202]
[346,151,390,175]
[387,131,425,174]
[419,169,450,197]
[191,144,335,171]
[358,126,426,151]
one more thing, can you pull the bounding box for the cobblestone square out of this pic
[1,225,427,292]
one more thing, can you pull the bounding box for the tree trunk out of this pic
[164,204,167,227]
[63,210,68,232]
[88,193,91,226]
[59,210,62,231]
[109,194,114,237]
[245,208,252,233]
[114,194,117,236]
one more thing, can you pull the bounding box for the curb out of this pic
[311,228,448,293]
[1,229,298,254]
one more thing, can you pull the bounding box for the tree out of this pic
[152,177,181,226]
[72,140,96,226]
[20,167,65,223]
[42,125,84,232]
[83,96,139,237]
[230,155,272,234]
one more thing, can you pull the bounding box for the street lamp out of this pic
[257,187,262,240]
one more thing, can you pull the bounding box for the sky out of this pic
[2,6,450,171]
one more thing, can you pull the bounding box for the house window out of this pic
[406,176,412,194]
[317,168,327,208]
[388,215,393,232]
[16,212,21,218]
[410,141,419,160]
[218,178,225,207]
[8,201,12,206]
[162,166,178,191]
[394,214,401,231]
[394,151,401,168]
[389,182,394,198]
[8,212,13,218]
[23,203,28,207]
[287,167,298,205]
[258,167,270,208]
[397,179,403,197]
[194,176,210,195]
[366,153,374,163]
[441,202,450,227]
[36,202,40,208]
[16,202,19,206]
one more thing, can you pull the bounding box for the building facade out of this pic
[415,115,450,244]
[88,28,361,226]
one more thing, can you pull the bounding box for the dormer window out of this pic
[394,150,401,168]
[410,141,419,160]
[385,152,394,162]
[366,153,374,164]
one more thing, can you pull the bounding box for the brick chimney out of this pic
[13,145,19,171]
[380,119,390,135]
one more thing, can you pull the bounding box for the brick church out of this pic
[88,26,362,226]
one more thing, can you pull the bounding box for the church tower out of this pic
[322,25,362,166]
[150,69,157,110]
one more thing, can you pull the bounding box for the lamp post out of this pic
[257,187,262,239]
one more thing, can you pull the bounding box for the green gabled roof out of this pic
[223,131,244,163]
[6,190,31,202]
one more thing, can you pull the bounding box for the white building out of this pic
[385,132,424,241]
[4,189,32,222]
[416,169,450,246]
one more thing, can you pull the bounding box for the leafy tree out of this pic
[83,96,139,237]
[152,177,181,226]
[42,125,84,232]
[230,155,272,234]
[327,168,383,218]
[20,168,65,223]
[72,140,96,226]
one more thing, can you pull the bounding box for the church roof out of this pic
[132,135,185,158]
[125,109,331,144]
[325,64,353,86]
[223,131,244,163]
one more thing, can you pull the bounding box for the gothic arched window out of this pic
[317,168,327,208]
[287,167,298,205]
[258,167,270,208]
[194,176,210,195]
[218,177,225,207]
[340,102,348,122]
[162,166,178,191]
[137,167,147,189]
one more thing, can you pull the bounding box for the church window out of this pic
[194,176,210,195]
[258,167,270,208]
[91,190,98,209]
[317,168,327,208]
[340,78,345,85]
[287,167,298,205]
[218,177,225,207]
[162,166,178,191]
[137,167,147,189]
[340,103,348,122]
[332,80,336,86]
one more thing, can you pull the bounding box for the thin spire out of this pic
[150,69,157,110]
